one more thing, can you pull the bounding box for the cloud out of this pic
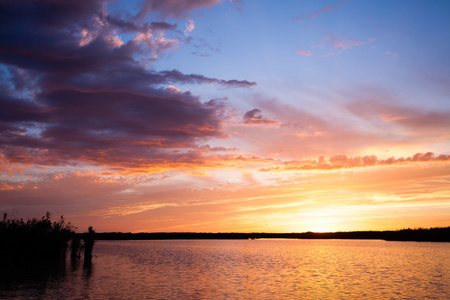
[298,35,370,58]
[199,145,239,152]
[159,70,256,87]
[319,35,366,52]
[309,2,345,19]
[2,156,449,232]
[105,17,178,34]
[0,0,255,173]
[243,109,279,126]
[331,38,365,50]
[0,87,228,170]
[225,90,450,163]
[295,131,326,138]
[259,152,450,172]
[382,114,407,122]
[294,2,345,22]
[184,19,195,34]
[0,171,133,220]
[346,99,450,135]
[386,51,399,58]
[189,37,221,57]
[296,49,313,56]
[0,182,22,191]
[136,0,221,19]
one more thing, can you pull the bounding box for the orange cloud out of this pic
[294,131,326,138]
[259,152,450,172]
[0,182,18,191]
[86,161,450,233]
[2,151,449,233]
[382,114,407,122]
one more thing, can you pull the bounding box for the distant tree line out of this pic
[96,227,450,242]
[0,212,96,261]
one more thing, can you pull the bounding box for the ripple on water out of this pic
[1,239,449,299]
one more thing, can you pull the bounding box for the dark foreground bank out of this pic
[97,227,450,242]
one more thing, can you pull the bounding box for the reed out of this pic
[0,212,95,261]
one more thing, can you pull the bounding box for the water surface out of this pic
[1,239,449,299]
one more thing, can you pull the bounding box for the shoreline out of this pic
[96,227,450,242]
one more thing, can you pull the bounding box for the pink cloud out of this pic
[311,35,369,55]
[184,19,195,34]
[331,38,365,50]
[386,51,399,58]
[322,35,339,41]
[295,131,326,138]
[228,91,450,162]
[309,2,345,19]
[382,114,407,122]
[347,99,450,134]
[296,49,313,56]
[294,2,345,22]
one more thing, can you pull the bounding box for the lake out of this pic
[1,239,449,299]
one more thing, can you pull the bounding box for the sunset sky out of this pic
[1,0,449,233]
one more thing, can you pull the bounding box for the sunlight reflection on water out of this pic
[1,239,449,299]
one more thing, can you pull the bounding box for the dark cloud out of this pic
[105,17,178,33]
[0,0,106,28]
[243,109,278,125]
[0,86,226,168]
[199,145,238,152]
[160,70,256,88]
[0,0,254,171]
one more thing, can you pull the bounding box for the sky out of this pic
[1,0,449,233]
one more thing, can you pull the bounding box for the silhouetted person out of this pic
[83,226,95,261]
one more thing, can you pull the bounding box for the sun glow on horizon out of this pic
[308,223,336,233]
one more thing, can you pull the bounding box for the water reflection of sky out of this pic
[2,240,449,299]
[0,258,93,299]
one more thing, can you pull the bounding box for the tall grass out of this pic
[0,212,95,261]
